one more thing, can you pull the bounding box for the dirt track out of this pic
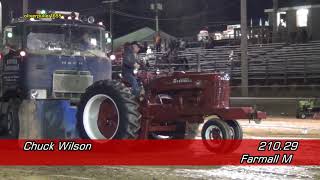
[240,117,320,138]
[1,117,320,180]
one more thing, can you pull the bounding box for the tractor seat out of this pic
[157,94,173,104]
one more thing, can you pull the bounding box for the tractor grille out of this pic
[213,79,230,108]
[53,70,93,99]
[54,92,82,99]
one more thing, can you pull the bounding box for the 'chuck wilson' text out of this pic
[23,141,92,151]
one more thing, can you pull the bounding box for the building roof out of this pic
[265,4,320,13]
[113,27,176,50]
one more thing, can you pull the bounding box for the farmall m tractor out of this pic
[77,62,266,152]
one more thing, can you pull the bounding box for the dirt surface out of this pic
[240,117,320,139]
[0,166,319,180]
[1,117,320,180]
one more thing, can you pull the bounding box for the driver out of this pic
[122,41,142,97]
[27,32,44,50]
[80,33,91,50]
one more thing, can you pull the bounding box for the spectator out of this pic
[179,39,186,50]
[278,21,286,42]
[301,28,308,43]
[139,41,148,53]
[206,36,215,49]
[154,32,162,52]
[289,27,298,44]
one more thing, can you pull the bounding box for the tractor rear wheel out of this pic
[77,80,141,140]
[201,118,232,153]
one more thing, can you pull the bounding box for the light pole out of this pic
[150,0,162,32]
[241,0,248,97]
[272,0,278,43]
[102,0,119,53]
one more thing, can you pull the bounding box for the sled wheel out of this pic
[225,120,243,153]
[77,80,141,139]
[0,98,21,138]
[201,118,232,153]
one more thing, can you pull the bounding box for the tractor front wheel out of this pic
[226,120,243,153]
[201,118,232,153]
[77,80,141,140]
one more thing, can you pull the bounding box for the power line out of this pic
[113,9,212,21]
[113,10,154,20]
[77,6,104,13]
[76,1,241,22]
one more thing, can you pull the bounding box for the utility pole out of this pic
[102,0,119,53]
[241,0,248,97]
[0,2,2,34]
[272,0,278,43]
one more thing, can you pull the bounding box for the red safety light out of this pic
[0,53,3,61]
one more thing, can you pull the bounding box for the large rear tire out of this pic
[77,80,141,140]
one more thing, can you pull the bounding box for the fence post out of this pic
[284,58,288,85]
[265,56,269,84]
[230,57,234,81]
[303,57,307,83]
[197,53,201,72]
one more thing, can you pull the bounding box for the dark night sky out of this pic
[0,0,315,38]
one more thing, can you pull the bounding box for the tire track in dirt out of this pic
[174,166,320,180]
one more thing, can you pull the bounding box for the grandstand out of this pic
[168,41,320,86]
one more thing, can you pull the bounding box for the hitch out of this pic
[249,105,265,124]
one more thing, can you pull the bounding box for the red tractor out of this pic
[76,68,266,152]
